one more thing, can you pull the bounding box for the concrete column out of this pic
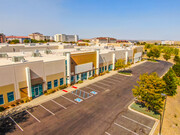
[66,52,71,86]
[25,67,32,98]
[112,53,116,70]
[87,71,89,79]
[96,49,100,75]
[75,75,77,83]
[125,51,128,65]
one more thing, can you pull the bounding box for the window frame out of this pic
[47,81,52,89]
[7,92,14,102]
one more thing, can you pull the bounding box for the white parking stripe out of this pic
[114,122,139,135]
[39,104,55,115]
[105,78,120,83]
[111,76,124,80]
[84,86,100,92]
[26,110,41,122]
[105,131,111,135]
[101,79,116,84]
[51,99,67,109]
[96,81,111,86]
[60,95,77,104]
[90,84,106,90]
[121,115,151,129]
[9,116,24,131]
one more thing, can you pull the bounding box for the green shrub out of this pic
[47,89,56,94]
[23,97,30,103]
[106,71,109,73]
[77,80,83,84]
[172,64,180,77]
[20,100,24,103]
[11,104,15,107]
[59,84,67,90]
[0,106,5,112]
[15,101,20,105]
[88,76,94,80]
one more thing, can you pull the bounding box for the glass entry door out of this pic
[34,87,39,97]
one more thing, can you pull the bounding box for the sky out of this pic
[0,0,180,40]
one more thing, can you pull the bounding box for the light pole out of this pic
[159,93,167,135]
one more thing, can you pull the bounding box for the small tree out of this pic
[147,51,152,59]
[132,72,166,113]
[149,47,160,60]
[163,53,171,61]
[23,39,30,43]
[174,55,180,64]
[115,59,128,70]
[163,68,177,96]
[174,48,179,56]
[172,64,180,77]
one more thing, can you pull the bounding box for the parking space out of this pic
[11,111,38,129]
[53,96,76,107]
[105,110,155,135]
[86,84,107,92]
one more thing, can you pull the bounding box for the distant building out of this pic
[54,34,79,42]
[161,40,175,45]
[28,32,44,41]
[6,36,31,43]
[91,37,117,44]
[0,33,6,43]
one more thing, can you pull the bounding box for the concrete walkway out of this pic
[0,60,147,118]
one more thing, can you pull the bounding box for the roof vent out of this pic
[32,49,41,57]
[12,56,25,62]
[44,49,52,54]
[0,53,8,58]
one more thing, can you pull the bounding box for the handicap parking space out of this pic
[62,93,81,103]
[72,89,93,99]
[105,110,155,135]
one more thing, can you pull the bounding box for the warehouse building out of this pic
[0,44,143,106]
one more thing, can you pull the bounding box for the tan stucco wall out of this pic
[0,84,15,106]
[46,72,65,90]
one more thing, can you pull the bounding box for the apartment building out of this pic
[0,33,6,43]
[0,44,142,106]
[91,37,117,44]
[6,36,31,43]
[54,34,79,42]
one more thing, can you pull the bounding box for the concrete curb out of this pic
[128,101,159,135]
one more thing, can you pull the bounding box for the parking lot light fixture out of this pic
[159,93,167,135]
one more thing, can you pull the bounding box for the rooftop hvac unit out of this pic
[44,49,52,54]
[12,56,25,62]
[76,48,81,51]
[0,53,8,58]
[32,52,41,57]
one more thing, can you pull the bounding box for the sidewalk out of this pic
[0,60,147,118]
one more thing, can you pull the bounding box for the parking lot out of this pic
[0,61,172,135]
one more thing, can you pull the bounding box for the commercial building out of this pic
[54,34,79,42]
[161,40,175,45]
[91,37,117,44]
[0,44,142,106]
[0,33,6,43]
[6,36,31,43]
[28,32,44,41]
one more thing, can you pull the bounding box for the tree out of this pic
[174,48,179,56]
[174,55,180,64]
[9,39,20,44]
[163,68,177,96]
[132,72,166,112]
[163,53,171,61]
[148,46,160,59]
[172,64,180,77]
[147,51,152,59]
[23,39,30,43]
[115,59,128,70]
